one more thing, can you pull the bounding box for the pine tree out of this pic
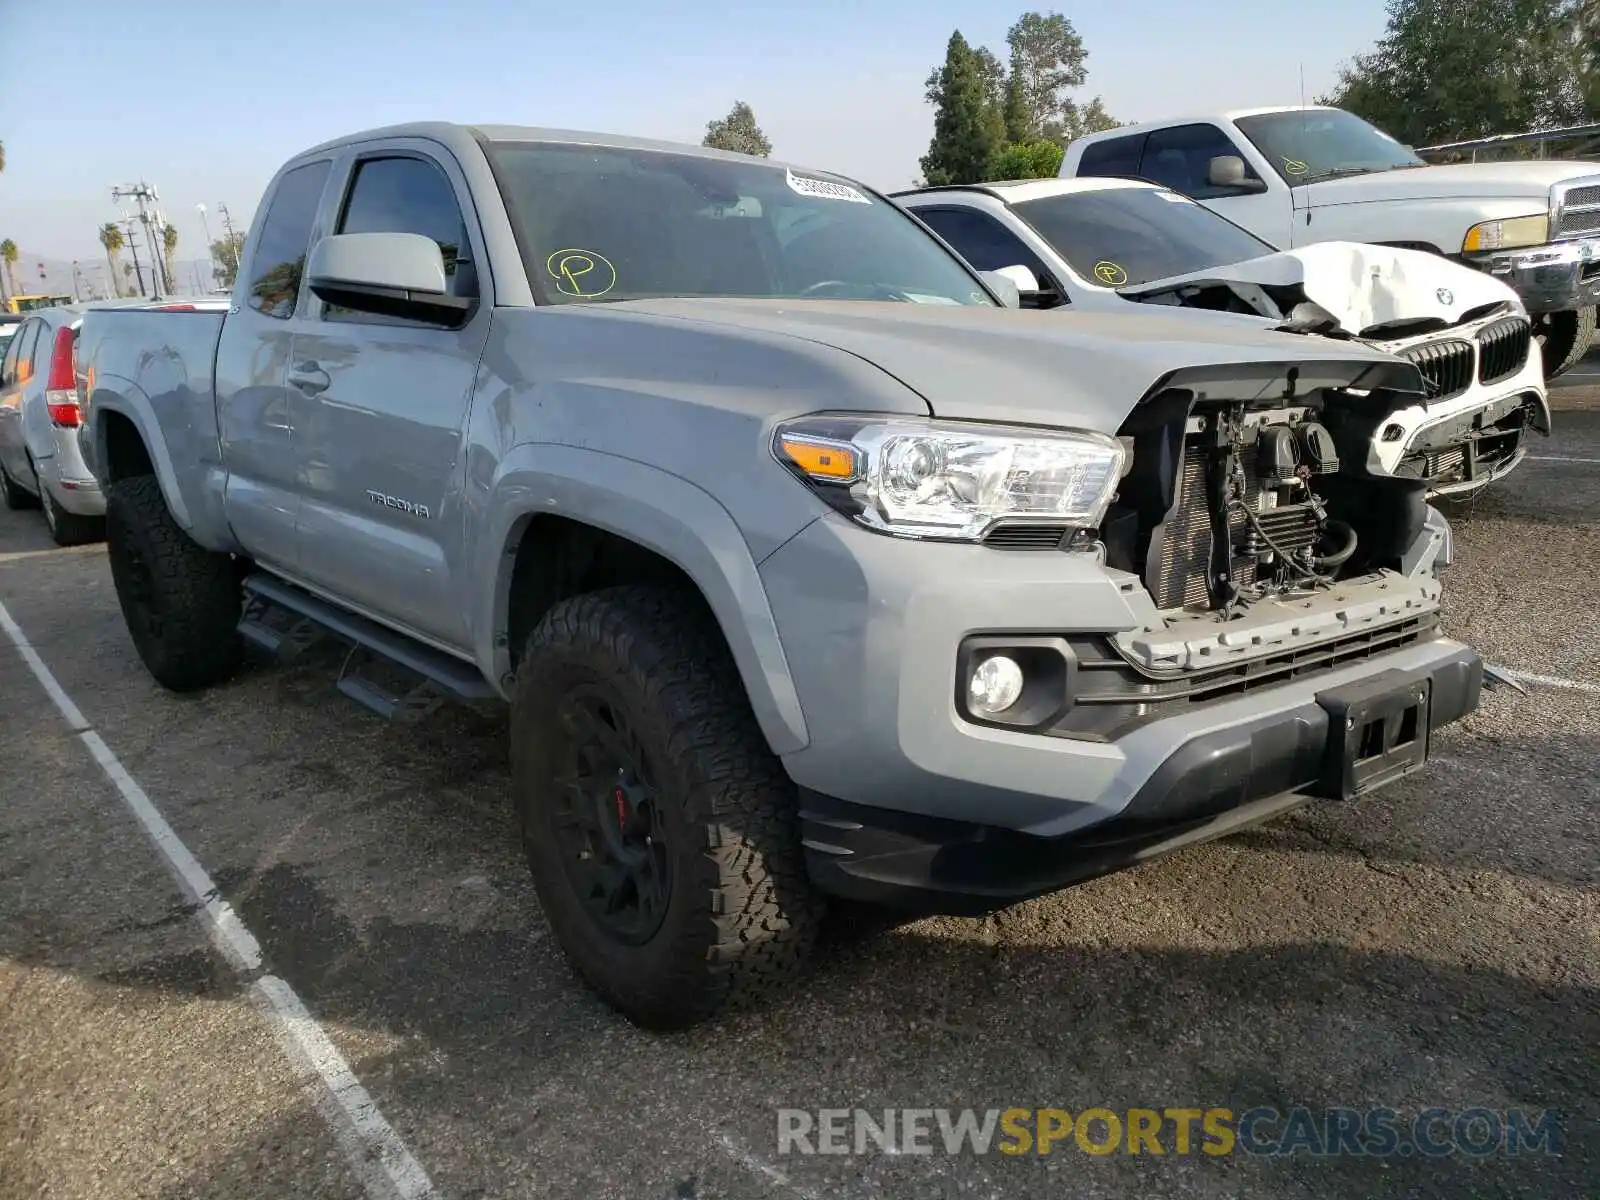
[921,32,1006,186]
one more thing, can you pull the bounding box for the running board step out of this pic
[238,594,327,660]
[239,574,498,704]
[336,650,450,724]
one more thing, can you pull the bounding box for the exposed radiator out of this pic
[1148,438,1321,612]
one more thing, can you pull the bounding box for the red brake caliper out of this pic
[613,786,628,830]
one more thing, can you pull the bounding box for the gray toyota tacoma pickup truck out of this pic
[75,123,1484,1029]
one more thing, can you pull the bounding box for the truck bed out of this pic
[76,306,230,539]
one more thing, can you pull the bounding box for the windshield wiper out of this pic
[1300,166,1378,183]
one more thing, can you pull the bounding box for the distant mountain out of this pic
[2,247,225,301]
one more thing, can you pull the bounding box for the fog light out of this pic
[968,655,1024,715]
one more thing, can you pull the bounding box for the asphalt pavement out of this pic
[1,372,1597,1199]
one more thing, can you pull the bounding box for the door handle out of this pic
[288,361,330,395]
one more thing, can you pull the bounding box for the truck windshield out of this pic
[1011,186,1278,287]
[1233,109,1426,185]
[487,142,996,306]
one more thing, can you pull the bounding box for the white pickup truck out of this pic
[1061,105,1600,380]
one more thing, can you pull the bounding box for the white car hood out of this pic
[1117,241,1518,337]
[1306,159,1599,204]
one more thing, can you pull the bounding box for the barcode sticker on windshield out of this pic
[786,169,871,204]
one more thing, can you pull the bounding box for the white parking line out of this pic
[1486,663,1600,696]
[0,598,439,1200]
[1527,455,1600,465]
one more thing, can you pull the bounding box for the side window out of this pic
[328,156,476,322]
[1139,124,1261,200]
[13,321,40,384]
[1,324,25,385]
[246,160,333,320]
[1077,135,1147,179]
[915,207,1054,286]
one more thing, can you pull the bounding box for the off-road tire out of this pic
[0,461,38,510]
[1537,306,1597,380]
[33,462,103,547]
[511,584,822,1030]
[105,474,241,691]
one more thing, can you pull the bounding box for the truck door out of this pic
[214,158,334,572]
[1138,123,1294,249]
[288,143,491,651]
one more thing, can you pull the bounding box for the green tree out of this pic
[98,222,125,298]
[1001,74,1031,144]
[1004,11,1088,141]
[702,101,772,156]
[921,31,1007,185]
[161,223,179,292]
[0,239,17,300]
[1321,0,1596,146]
[0,140,6,175]
[923,13,1119,188]
[211,233,247,289]
[991,139,1066,180]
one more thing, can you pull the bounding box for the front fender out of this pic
[475,443,811,756]
[84,373,235,551]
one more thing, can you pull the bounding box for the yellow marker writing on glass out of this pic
[545,248,617,298]
[1092,261,1128,287]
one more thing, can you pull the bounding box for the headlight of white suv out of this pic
[773,415,1126,541]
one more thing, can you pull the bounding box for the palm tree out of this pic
[161,222,179,293]
[99,222,125,298]
[0,238,17,301]
[0,139,6,175]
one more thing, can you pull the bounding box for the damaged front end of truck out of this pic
[1117,241,1552,498]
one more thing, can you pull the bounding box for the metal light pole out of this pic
[111,182,167,300]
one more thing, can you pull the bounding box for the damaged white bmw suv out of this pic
[896,177,1551,499]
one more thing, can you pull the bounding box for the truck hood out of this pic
[609,298,1420,430]
[1117,240,1518,338]
[1305,160,1599,206]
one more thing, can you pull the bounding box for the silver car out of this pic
[0,299,224,544]
[0,303,110,544]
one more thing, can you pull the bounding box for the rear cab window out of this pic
[1077,134,1147,179]
[246,160,334,319]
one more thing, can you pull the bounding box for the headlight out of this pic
[1461,214,1548,253]
[773,415,1126,541]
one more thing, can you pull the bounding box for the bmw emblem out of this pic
[1436,287,1454,305]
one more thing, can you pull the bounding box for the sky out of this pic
[0,0,1392,275]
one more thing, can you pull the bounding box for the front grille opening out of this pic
[1477,316,1531,385]
[1397,394,1537,485]
[1400,338,1475,400]
[982,523,1069,550]
[1053,614,1439,740]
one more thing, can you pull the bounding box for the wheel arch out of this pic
[479,444,811,757]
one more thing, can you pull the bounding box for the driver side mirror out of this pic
[306,232,473,326]
[986,264,1063,310]
[1207,155,1268,194]
[980,269,1023,308]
